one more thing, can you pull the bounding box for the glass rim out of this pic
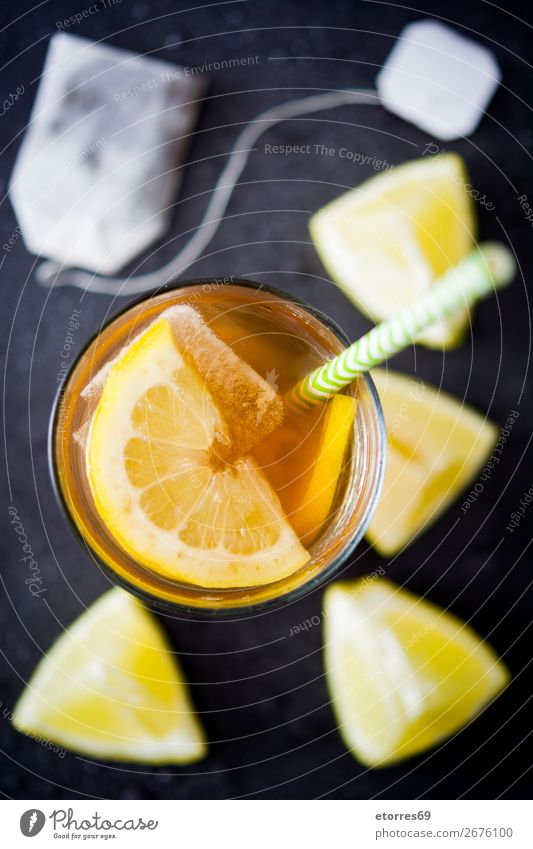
[48,277,387,619]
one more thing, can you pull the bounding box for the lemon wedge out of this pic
[13,588,207,764]
[86,315,309,588]
[367,369,498,556]
[309,154,476,348]
[324,579,509,767]
[287,396,357,544]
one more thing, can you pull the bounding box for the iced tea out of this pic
[51,281,385,612]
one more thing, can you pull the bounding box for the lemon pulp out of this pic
[13,588,207,763]
[366,369,498,555]
[286,396,357,545]
[324,579,509,766]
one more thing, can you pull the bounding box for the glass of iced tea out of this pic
[50,280,386,614]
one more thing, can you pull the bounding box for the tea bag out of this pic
[377,19,501,140]
[9,33,206,273]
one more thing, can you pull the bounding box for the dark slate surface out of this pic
[1,0,532,800]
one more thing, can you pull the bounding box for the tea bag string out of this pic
[36,88,379,296]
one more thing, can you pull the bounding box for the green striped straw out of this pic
[287,243,515,411]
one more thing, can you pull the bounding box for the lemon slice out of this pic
[309,154,476,348]
[367,369,498,556]
[286,396,357,544]
[13,588,207,763]
[87,316,309,589]
[324,579,509,767]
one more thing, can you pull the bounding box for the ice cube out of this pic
[9,33,206,274]
[164,306,284,456]
[377,19,501,140]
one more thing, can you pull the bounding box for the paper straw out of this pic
[287,243,515,411]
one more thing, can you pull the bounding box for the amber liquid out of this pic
[204,293,344,526]
[54,283,359,611]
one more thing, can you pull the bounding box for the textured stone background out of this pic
[1,0,532,799]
